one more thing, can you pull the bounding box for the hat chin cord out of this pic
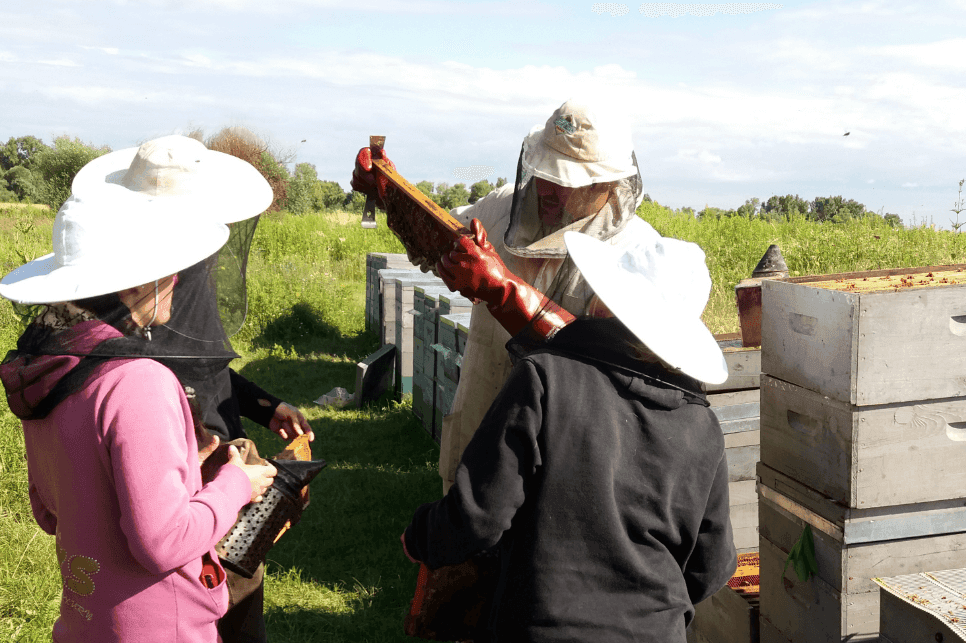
[143,280,159,341]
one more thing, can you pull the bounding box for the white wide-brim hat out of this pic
[563,218,728,384]
[0,193,229,304]
[72,134,273,223]
[522,99,637,189]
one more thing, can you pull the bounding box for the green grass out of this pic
[3,201,966,640]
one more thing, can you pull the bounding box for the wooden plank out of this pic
[726,444,759,482]
[713,401,761,423]
[709,389,760,408]
[729,479,758,551]
[760,375,966,508]
[705,345,762,393]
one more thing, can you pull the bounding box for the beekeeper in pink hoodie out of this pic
[0,145,278,642]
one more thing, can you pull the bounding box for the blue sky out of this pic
[2,0,965,227]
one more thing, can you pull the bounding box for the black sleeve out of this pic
[229,368,282,428]
[683,450,738,606]
[405,360,545,569]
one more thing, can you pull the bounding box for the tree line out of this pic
[0,131,903,227]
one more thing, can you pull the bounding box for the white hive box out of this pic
[366,253,416,331]
[377,268,432,346]
[761,265,966,406]
[392,272,446,396]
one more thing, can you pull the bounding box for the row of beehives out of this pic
[691,268,966,643]
[365,253,472,441]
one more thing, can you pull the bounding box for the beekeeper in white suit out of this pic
[354,99,647,493]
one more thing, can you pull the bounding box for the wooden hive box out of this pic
[760,374,966,509]
[687,552,760,643]
[709,389,761,553]
[411,286,453,432]
[377,268,431,346]
[368,256,419,331]
[761,264,966,406]
[439,292,473,316]
[707,333,762,394]
[757,463,966,642]
[366,253,415,331]
[392,273,445,396]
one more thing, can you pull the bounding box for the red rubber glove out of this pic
[351,147,396,210]
[438,218,575,339]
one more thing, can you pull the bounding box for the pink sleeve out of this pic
[99,360,251,575]
[28,470,57,535]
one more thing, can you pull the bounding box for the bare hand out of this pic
[228,445,277,503]
[269,402,315,442]
[198,434,220,465]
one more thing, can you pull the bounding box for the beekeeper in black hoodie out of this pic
[403,216,737,642]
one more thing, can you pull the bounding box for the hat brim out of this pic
[0,221,229,304]
[72,143,273,223]
[563,230,728,384]
[522,126,637,189]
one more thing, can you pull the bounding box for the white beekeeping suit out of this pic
[439,99,646,493]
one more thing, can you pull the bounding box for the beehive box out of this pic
[688,553,760,643]
[760,374,966,509]
[707,333,762,393]
[393,273,447,396]
[366,253,416,331]
[757,462,966,642]
[438,292,473,316]
[378,268,437,346]
[875,570,966,643]
[709,387,761,553]
[761,264,966,406]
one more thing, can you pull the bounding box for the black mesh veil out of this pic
[3,217,259,432]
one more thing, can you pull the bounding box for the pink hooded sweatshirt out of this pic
[1,320,251,642]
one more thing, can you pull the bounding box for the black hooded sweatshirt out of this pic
[404,318,737,642]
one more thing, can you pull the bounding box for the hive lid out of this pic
[875,570,966,639]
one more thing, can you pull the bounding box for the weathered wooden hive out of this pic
[757,264,966,642]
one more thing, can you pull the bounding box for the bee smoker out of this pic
[217,457,327,578]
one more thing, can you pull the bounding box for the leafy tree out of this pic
[735,197,761,219]
[811,195,865,223]
[495,177,508,189]
[438,183,470,210]
[318,181,347,210]
[1,135,48,171]
[286,162,323,214]
[2,165,44,203]
[32,136,110,210]
[415,181,441,205]
[468,179,493,204]
[763,194,811,220]
[883,213,903,228]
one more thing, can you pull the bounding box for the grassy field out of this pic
[2,201,966,641]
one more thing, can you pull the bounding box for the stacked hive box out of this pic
[392,272,448,396]
[366,253,418,332]
[412,285,456,435]
[706,334,763,555]
[377,268,436,347]
[688,336,762,643]
[756,266,966,642]
[434,313,472,443]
